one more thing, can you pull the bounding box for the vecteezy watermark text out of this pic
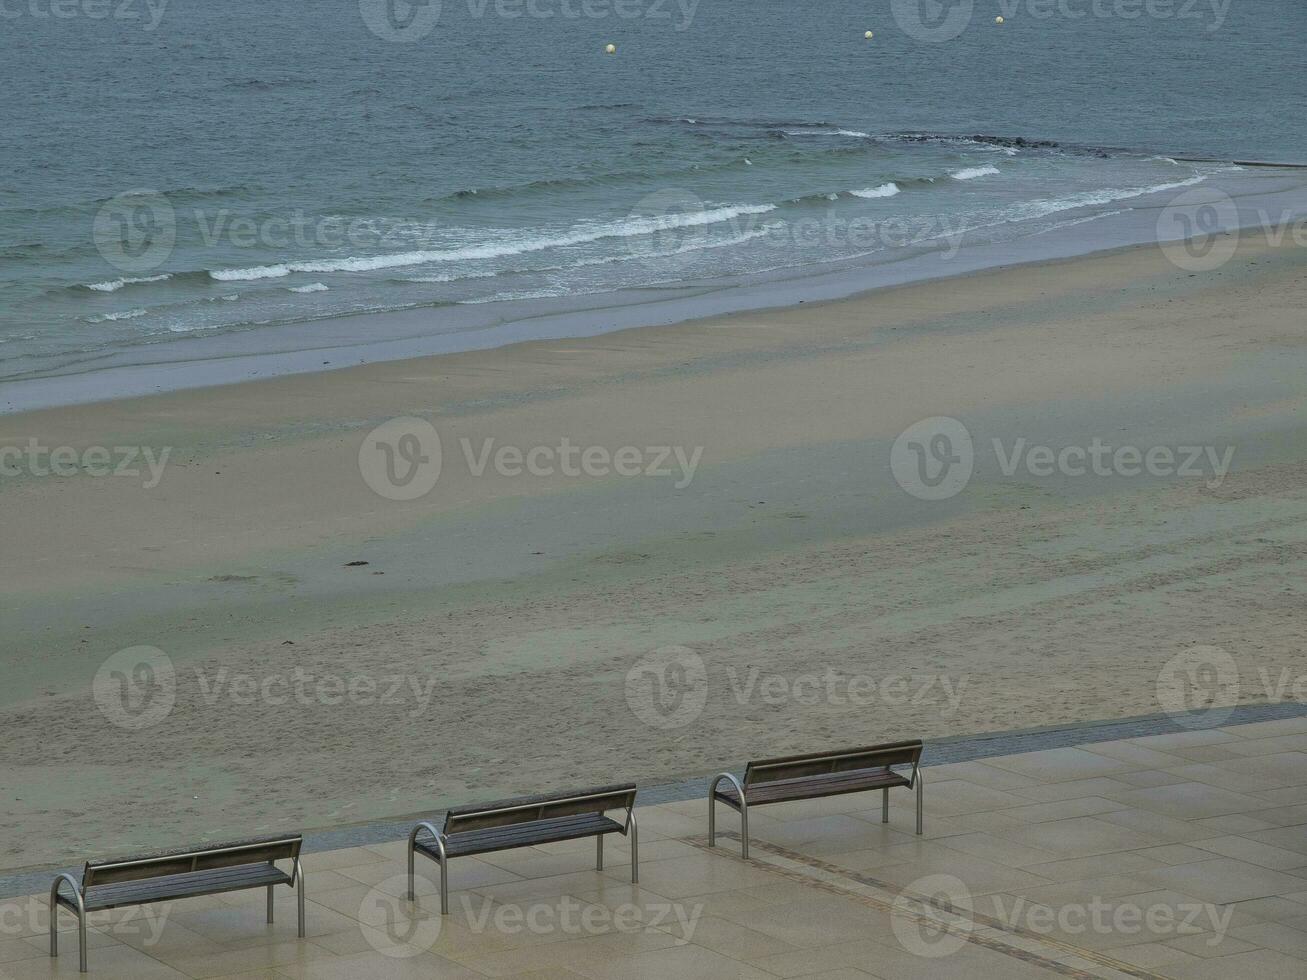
[891,874,1233,959]
[623,188,971,277]
[92,647,438,730]
[1157,188,1307,273]
[890,417,1235,501]
[0,440,171,488]
[624,645,969,729]
[1155,645,1307,729]
[359,416,703,501]
[357,877,703,958]
[359,0,699,43]
[890,0,1231,43]
[0,894,171,945]
[0,0,168,30]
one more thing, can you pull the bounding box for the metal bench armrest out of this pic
[710,772,747,802]
[409,821,447,857]
[49,873,84,912]
[708,772,750,858]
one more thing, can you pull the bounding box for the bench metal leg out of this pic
[439,858,448,916]
[596,834,604,871]
[77,912,87,973]
[297,867,307,938]
[267,884,275,924]
[50,874,87,973]
[882,788,889,824]
[629,812,639,884]
[916,771,924,835]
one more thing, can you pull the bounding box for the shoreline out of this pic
[4,168,1305,416]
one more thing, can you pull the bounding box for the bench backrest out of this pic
[744,740,923,787]
[443,784,637,835]
[83,835,303,889]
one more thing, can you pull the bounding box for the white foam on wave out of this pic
[289,282,329,293]
[402,270,499,284]
[850,183,901,199]
[84,274,171,292]
[207,203,778,282]
[85,308,148,322]
[951,165,1001,180]
[784,128,871,138]
[1009,174,1208,222]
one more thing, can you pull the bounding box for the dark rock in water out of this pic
[344,560,369,567]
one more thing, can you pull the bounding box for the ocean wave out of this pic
[207,203,778,281]
[83,274,172,292]
[1034,209,1132,234]
[783,128,872,139]
[398,270,500,284]
[850,183,901,199]
[288,282,329,293]
[85,309,148,322]
[951,165,1000,180]
[1006,175,1208,223]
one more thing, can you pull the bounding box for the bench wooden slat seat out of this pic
[712,767,912,807]
[709,740,924,858]
[58,863,294,912]
[50,834,305,973]
[415,812,625,860]
[408,784,638,914]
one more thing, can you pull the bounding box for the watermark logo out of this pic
[891,0,974,42]
[194,668,437,718]
[624,647,969,729]
[0,0,169,29]
[1157,187,1240,272]
[359,417,703,499]
[0,895,170,945]
[359,876,443,957]
[454,894,702,938]
[893,873,1234,959]
[623,189,717,274]
[891,417,974,501]
[891,874,973,958]
[93,646,176,730]
[995,0,1231,30]
[622,187,971,275]
[624,645,709,729]
[360,0,696,39]
[892,0,1232,39]
[92,190,176,274]
[1156,645,1240,729]
[891,420,1236,501]
[360,417,443,501]
[359,0,442,41]
[0,440,171,488]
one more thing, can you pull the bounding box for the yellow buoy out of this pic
[605,43,616,54]
[864,30,874,39]
[995,15,1004,23]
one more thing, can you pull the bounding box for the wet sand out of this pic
[2,233,1307,870]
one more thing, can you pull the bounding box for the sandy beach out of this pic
[3,233,1307,871]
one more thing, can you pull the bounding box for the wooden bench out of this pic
[408,784,638,913]
[709,740,924,858]
[49,835,305,973]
